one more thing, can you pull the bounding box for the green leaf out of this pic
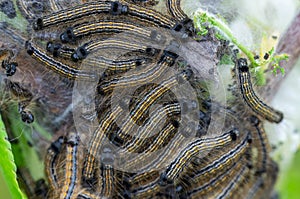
[279,67,285,75]
[6,105,45,182]
[277,151,300,199]
[0,115,26,199]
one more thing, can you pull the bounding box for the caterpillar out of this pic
[25,41,95,79]
[249,115,270,175]
[72,38,159,61]
[122,103,181,153]
[84,56,150,74]
[60,20,164,43]
[32,0,176,31]
[166,0,187,22]
[44,136,64,191]
[236,58,283,123]
[189,131,251,181]
[109,69,193,146]
[98,52,176,95]
[83,105,124,180]
[159,129,239,185]
[244,159,279,199]
[124,170,159,190]
[141,121,179,153]
[130,180,160,199]
[122,133,185,172]
[188,161,249,199]
[123,1,176,28]
[85,71,186,175]
[46,41,150,73]
[214,162,249,199]
[58,133,80,199]
[32,1,113,30]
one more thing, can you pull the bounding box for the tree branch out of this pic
[259,11,300,101]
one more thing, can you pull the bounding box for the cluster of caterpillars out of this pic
[1,0,283,198]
